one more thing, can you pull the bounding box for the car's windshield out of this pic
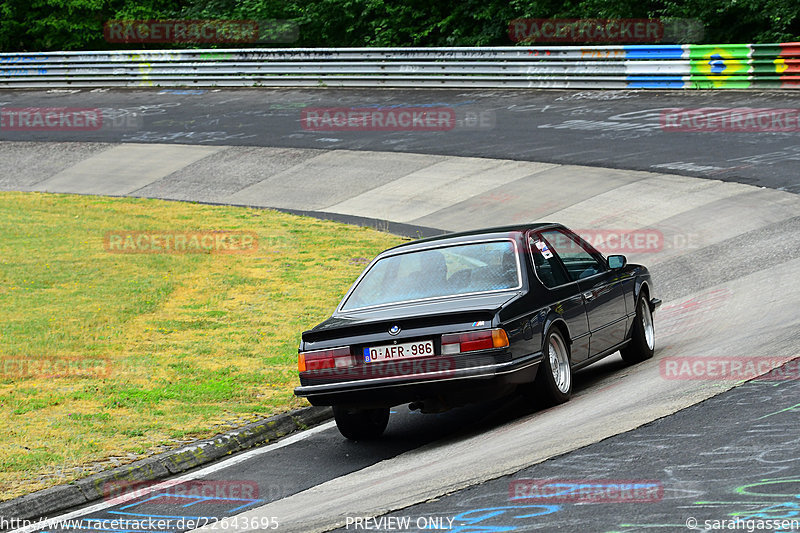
[341,240,520,311]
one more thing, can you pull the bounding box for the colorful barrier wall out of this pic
[0,44,798,89]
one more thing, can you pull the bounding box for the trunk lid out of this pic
[302,291,520,348]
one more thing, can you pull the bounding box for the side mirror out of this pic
[608,255,627,269]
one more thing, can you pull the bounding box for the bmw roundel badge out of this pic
[389,325,401,336]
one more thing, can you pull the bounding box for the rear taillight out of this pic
[298,347,354,372]
[441,328,509,355]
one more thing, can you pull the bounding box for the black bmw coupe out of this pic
[295,223,661,440]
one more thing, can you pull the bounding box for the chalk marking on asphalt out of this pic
[8,421,336,533]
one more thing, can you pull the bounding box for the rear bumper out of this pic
[294,352,542,408]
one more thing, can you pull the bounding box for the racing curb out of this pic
[0,405,332,526]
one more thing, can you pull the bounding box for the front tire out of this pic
[333,406,390,440]
[620,296,655,364]
[532,327,572,406]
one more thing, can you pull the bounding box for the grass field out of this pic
[0,191,404,500]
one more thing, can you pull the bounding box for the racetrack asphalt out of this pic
[333,359,800,533]
[1,88,799,192]
[1,87,799,533]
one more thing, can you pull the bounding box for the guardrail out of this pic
[1,44,798,89]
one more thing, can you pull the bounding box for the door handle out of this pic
[583,291,595,301]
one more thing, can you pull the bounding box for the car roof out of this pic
[385,222,564,253]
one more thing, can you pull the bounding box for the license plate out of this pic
[364,340,434,363]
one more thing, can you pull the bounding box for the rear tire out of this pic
[532,327,572,406]
[620,296,655,364]
[333,406,390,441]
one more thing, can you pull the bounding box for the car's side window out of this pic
[540,229,605,282]
[529,235,570,288]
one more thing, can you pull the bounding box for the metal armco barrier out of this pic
[1,43,799,89]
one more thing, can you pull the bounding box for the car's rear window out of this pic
[341,240,520,311]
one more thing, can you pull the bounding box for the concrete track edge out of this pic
[0,406,332,524]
